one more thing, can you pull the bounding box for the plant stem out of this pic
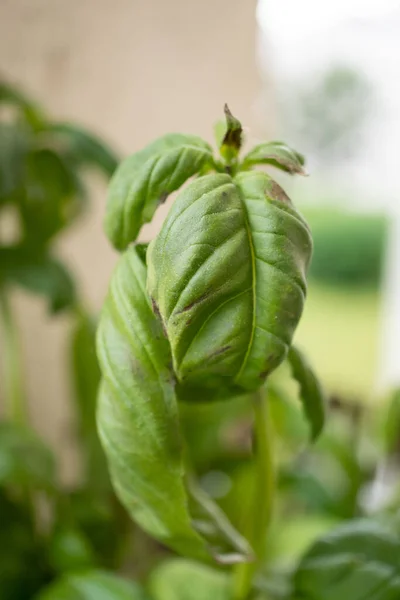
[0,290,27,424]
[233,387,275,600]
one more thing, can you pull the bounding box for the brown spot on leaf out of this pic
[267,181,291,204]
[176,290,213,314]
[151,297,168,337]
[208,345,231,359]
[158,192,168,205]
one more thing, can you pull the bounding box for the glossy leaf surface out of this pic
[96,247,251,562]
[105,133,214,250]
[287,345,326,440]
[293,520,400,600]
[147,171,312,395]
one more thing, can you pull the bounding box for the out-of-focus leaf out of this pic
[0,123,29,204]
[71,311,106,489]
[0,489,49,600]
[242,141,306,175]
[36,570,149,600]
[67,489,127,569]
[21,148,81,242]
[0,421,56,491]
[48,526,96,574]
[105,133,214,249]
[149,558,230,600]
[147,171,311,395]
[45,122,118,177]
[0,245,76,312]
[97,246,252,563]
[293,520,400,600]
[287,346,326,441]
[0,81,45,130]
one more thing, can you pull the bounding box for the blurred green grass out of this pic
[295,284,380,400]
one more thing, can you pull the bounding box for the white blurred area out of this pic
[257,0,400,392]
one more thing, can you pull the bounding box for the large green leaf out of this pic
[242,141,306,175]
[0,421,56,491]
[0,245,76,312]
[45,122,118,177]
[105,133,215,250]
[293,520,400,600]
[149,558,230,600]
[36,570,148,600]
[147,171,312,396]
[287,346,326,440]
[96,246,251,563]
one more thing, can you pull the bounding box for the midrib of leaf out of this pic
[234,185,256,384]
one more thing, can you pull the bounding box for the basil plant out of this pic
[96,106,325,582]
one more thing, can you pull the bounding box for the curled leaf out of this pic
[242,141,306,175]
[96,247,251,563]
[105,134,215,250]
[219,104,243,163]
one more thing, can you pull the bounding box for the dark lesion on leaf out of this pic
[222,104,242,151]
[151,297,167,337]
[176,289,213,314]
[266,180,291,205]
[158,192,168,206]
[207,345,232,359]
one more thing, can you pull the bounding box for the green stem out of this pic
[0,290,27,424]
[233,387,275,600]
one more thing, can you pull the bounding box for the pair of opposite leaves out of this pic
[97,121,325,564]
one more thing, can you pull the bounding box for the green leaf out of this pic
[36,570,149,600]
[21,148,81,242]
[97,246,251,563]
[0,421,56,490]
[147,171,312,395]
[0,123,29,204]
[70,311,106,488]
[219,104,243,163]
[149,558,230,600]
[241,141,306,175]
[105,133,215,250]
[293,520,400,600]
[0,489,49,600]
[287,346,326,440]
[0,81,45,130]
[45,122,118,177]
[48,526,96,574]
[0,245,76,313]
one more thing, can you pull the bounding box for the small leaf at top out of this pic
[105,133,215,250]
[242,141,306,175]
[219,104,243,163]
[287,345,326,441]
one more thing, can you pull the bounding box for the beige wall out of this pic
[0,0,262,481]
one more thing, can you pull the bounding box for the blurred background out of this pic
[2,1,400,596]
